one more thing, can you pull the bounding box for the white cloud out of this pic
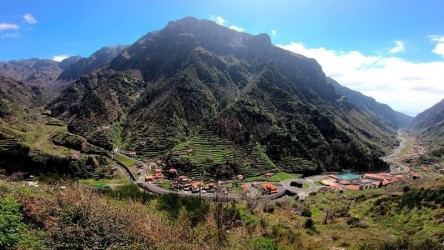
[271,30,277,36]
[278,42,444,116]
[0,23,19,31]
[210,16,225,25]
[52,55,69,62]
[389,40,405,53]
[430,35,444,58]
[210,15,245,32]
[229,25,244,32]
[23,14,37,24]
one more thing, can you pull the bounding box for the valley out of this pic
[0,15,443,250]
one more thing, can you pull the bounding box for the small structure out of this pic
[264,173,273,179]
[145,175,154,182]
[191,181,203,193]
[154,168,163,179]
[148,162,157,170]
[139,141,146,146]
[204,182,215,191]
[410,171,420,179]
[345,185,361,191]
[328,174,338,179]
[261,183,278,195]
[178,175,190,183]
[186,148,193,155]
[167,168,178,179]
[339,180,352,185]
[127,151,137,158]
[363,173,386,181]
[236,174,244,181]
[183,182,192,191]
[242,184,249,193]
[71,152,80,160]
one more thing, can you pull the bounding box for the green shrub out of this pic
[0,197,43,249]
[102,183,155,204]
[253,237,278,250]
[158,193,210,226]
[304,218,314,229]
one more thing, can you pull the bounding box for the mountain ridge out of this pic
[329,77,413,129]
[47,17,398,176]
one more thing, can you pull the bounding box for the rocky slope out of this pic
[0,57,80,85]
[58,45,127,81]
[329,77,413,129]
[48,17,398,176]
[410,99,444,151]
[0,75,49,118]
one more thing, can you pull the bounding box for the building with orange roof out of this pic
[145,175,154,182]
[261,183,278,194]
[330,184,342,190]
[363,173,385,181]
[178,175,189,182]
[345,185,361,191]
[372,181,382,187]
[204,183,214,191]
[381,180,393,186]
[191,181,203,193]
[242,184,249,192]
[339,180,352,185]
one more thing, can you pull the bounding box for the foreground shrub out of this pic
[158,193,210,226]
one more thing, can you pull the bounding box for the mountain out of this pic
[0,75,49,118]
[0,57,81,86]
[58,45,127,81]
[410,99,444,150]
[48,17,398,176]
[329,77,413,129]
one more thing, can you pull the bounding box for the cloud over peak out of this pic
[210,15,245,32]
[229,25,244,32]
[52,55,69,62]
[23,14,37,24]
[389,40,405,53]
[0,23,19,31]
[210,16,225,25]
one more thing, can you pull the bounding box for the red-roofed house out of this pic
[346,185,361,191]
[339,180,352,185]
[261,183,278,194]
[364,173,385,181]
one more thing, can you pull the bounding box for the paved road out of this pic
[282,178,318,200]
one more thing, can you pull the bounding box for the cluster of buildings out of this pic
[321,171,421,191]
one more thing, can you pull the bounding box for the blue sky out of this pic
[1,0,443,115]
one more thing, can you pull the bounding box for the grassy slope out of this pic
[1,174,441,249]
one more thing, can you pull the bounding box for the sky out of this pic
[1,0,443,116]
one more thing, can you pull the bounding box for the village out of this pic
[118,143,423,201]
